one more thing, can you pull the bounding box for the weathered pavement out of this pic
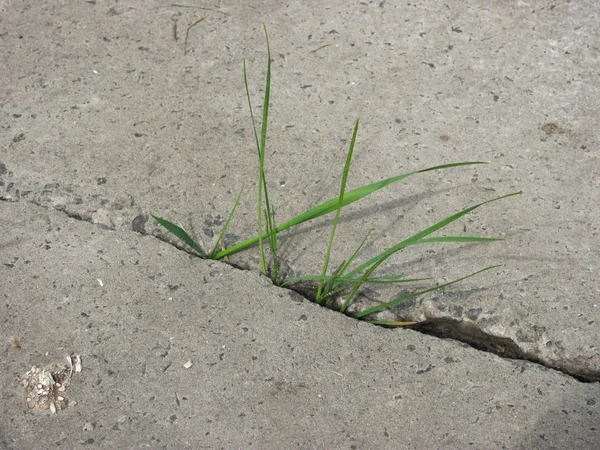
[1,1,598,448]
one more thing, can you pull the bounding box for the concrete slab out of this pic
[1,1,599,446]
[1,201,598,449]
[4,0,598,381]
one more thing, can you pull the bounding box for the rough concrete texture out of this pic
[1,0,599,447]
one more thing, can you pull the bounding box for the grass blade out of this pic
[284,274,434,286]
[353,265,501,318]
[264,205,281,284]
[259,26,279,282]
[316,119,359,302]
[344,191,521,281]
[365,320,418,327]
[209,185,244,257]
[244,25,274,277]
[152,215,207,258]
[414,236,503,244]
[243,59,266,274]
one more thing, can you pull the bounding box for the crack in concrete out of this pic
[5,197,598,383]
[408,318,597,383]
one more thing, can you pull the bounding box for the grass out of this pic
[153,26,522,326]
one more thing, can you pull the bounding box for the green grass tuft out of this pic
[153,28,522,326]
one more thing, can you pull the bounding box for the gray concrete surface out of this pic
[1,0,599,448]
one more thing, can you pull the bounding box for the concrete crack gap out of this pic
[409,318,596,383]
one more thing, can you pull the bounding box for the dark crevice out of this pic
[53,207,90,224]
[410,318,526,360]
[11,199,598,384]
[407,318,597,383]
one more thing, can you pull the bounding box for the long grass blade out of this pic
[414,236,502,244]
[259,26,280,282]
[283,274,430,285]
[243,59,266,274]
[243,25,275,277]
[365,320,418,327]
[353,265,501,319]
[344,191,521,281]
[210,185,244,257]
[212,161,488,259]
[316,119,359,302]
